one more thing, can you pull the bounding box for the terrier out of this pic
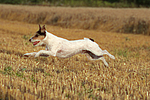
[24,25,115,66]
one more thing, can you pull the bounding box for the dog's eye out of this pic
[35,34,38,37]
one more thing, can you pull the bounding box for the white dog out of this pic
[24,25,115,66]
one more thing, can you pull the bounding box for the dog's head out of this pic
[29,25,46,46]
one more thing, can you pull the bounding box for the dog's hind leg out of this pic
[102,50,115,59]
[84,50,103,59]
[99,57,108,67]
[85,54,108,67]
[84,50,108,67]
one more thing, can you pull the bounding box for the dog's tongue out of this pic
[33,41,40,45]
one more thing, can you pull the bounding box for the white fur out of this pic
[24,30,115,67]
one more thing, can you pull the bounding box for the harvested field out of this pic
[0,4,150,100]
[0,4,150,35]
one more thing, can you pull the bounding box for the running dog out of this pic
[24,25,115,66]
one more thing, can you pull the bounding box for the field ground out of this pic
[0,5,150,100]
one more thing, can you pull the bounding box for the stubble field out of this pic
[0,5,150,100]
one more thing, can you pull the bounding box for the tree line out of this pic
[0,0,150,7]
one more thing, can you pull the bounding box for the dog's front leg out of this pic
[34,50,55,57]
[24,52,37,57]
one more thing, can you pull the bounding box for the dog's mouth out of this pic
[33,41,40,45]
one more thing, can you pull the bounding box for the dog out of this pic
[24,25,115,67]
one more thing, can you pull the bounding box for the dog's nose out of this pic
[29,39,31,42]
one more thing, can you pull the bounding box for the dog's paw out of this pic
[24,53,32,57]
[104,62,109,67]
[111,55,115,59]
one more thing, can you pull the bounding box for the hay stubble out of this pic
[0,6,150,99]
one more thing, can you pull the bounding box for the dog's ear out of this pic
[39,24,41,30]
[42,25,46,31]
[41,25,46,36]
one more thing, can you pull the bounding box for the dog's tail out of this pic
[89,38,94,42]
[84,38,94,42]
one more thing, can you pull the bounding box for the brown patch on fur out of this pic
[32,35,45,41]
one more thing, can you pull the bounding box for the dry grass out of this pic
[0,5,150,100]
[0,4,150,35]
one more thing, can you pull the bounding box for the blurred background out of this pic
[0,0,150,7]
